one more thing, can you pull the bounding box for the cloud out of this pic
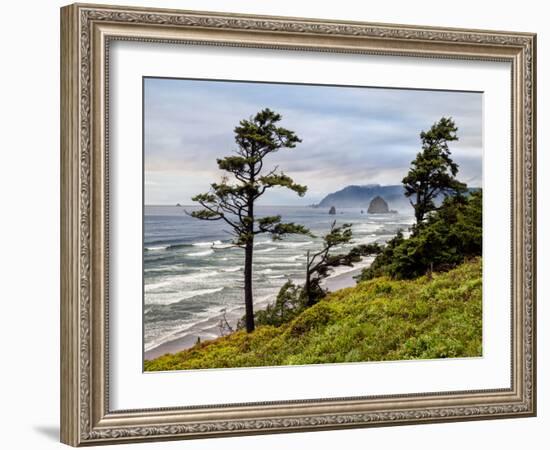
[144,78,482,205]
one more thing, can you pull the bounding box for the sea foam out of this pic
[255,247,277,253]
[276,240,313,248]
[145,245,168,251]
[145,287,224,305]
[192,240,223,247]
[186,249,215,257]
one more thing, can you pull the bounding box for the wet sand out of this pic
[322,266,363,292]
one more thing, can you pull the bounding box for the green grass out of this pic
[144,258,482,371]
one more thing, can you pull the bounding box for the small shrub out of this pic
[237,280,307,329]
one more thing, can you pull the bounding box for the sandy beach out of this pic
[323,266,364,292]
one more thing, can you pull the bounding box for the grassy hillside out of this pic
[145,258,482,371]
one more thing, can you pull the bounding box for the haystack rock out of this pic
[329,206,336,215]
[367,196,391,214]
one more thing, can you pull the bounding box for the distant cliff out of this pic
[317,185,408,211]
[317,184,478,212]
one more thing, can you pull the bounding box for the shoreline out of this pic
[144,257,372,361]
[144,292,275,360]
[322,257,373,292]
[322,266,364,292]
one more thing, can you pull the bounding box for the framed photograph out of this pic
[60,3,536,446]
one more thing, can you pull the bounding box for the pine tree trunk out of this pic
[415,191,423,224]
[305,270,314,307]
[305,251,313,306]
[244,240,255,332]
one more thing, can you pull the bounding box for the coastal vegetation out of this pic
[233,222,381,329]
[144,257,482,370]
[303,221,354,306]
[360,190,482,281]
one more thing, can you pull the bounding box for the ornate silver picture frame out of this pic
[60,3,536,446]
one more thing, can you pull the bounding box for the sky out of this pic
[144,78,483,205]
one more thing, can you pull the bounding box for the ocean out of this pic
[143,205,414,358]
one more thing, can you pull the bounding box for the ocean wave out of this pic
[145,270,221,293]
[276,240,313,248]
[186,249,214,257]
[145,245,168,251]
[192,240,223,247]
[222,266,241,273]
[212,243,235,249]
[254,239,273,247]
[145,264,220,274]
[145,243,197,251]
[267,274,285,279]
[255,247,277,253]
[264,262,302,268]
[145,287,225,306]
[350,235,379,245]
[166,243,189,250]
[145,264,182,273]
[352,224,384,233]
[284,254,305,262]
[144,279,173,292]
[176,270,220,282]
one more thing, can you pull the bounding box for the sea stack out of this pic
[329,206,336,215]
[367,196,390,214]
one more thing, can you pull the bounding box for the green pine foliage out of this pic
[190,108,311,332]
[144,258,482,371]
[403,117,467,224]
[253,280,308,328]
[360,190,482,281]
